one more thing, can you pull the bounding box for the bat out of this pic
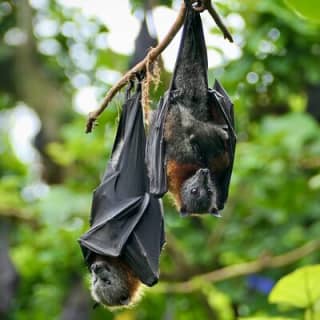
[146,0,236,216]
[79,81,165,307]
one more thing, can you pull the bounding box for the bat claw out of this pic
[210,211,222,218]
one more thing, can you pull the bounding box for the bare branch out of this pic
[86,2,187,133]
[157,240,320,293]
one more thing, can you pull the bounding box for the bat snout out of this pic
[197,168,210,184]
[199,168,209,176]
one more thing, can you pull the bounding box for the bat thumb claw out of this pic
[209,207,221,218]
[210,211,222,218]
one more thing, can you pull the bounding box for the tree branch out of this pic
[85,2,186,133]
[157,240,320,293]
[85,1,233,133]
[0,209,39,228]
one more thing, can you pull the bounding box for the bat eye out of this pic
[207,189,213,195]
[191,187,199,195]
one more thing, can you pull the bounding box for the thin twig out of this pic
[85,1,233,133]
[156,240,320,293]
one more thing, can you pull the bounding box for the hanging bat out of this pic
[146,1,236,216]
[79,82,165,308]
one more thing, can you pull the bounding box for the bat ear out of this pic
[180,205,188,217]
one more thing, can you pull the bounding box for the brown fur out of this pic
[167,159,200,208]
[99,256,141,294]
[113,258,141,296]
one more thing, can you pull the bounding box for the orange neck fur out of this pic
[167,160,200,208]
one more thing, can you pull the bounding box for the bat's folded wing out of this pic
[146,93,170,197]
[210,80,237,208]
[79,82,165,287]
[79,191,164,286]
[122,195,165,286]
[79,193,149,258]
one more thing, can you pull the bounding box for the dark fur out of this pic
[162,27,230,215]
[180,168,219,215]
[164,106,228,215]
[90,255,141,308]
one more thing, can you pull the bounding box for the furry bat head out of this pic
[90,255,142,308]
[180,168,219,216]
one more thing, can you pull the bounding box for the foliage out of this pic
[0,0,320,319]
[285,0,320,23]
[241,265,320,320]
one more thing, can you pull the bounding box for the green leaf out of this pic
[305,308,320,320]
[269,265,320,308]
[285,0,320,23]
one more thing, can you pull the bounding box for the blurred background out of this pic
[0,0,320,319]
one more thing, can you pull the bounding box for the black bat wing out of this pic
[211,80,236,209]
[145,93,170,197]
[79,83,165,286]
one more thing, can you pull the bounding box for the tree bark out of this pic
[14,0,68,183]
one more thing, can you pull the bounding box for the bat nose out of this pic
[199,168,209,176]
